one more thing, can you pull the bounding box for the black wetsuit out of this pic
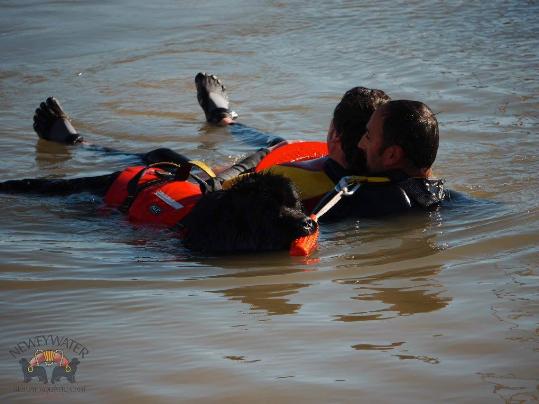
[200,148,447,219]
[0,147,446,219]
[320,168,446,221]
[0,148,184,196]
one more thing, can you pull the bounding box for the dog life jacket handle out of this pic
[120,161,217,212]
[289,175,390,256]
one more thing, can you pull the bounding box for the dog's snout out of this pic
[299,216,317,236]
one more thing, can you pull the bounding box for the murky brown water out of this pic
[1,0,538,402]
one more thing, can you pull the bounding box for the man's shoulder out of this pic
[322,175,447,221]
[396,177,446,209]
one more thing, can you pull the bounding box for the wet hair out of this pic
[182,172,315,254]
[380,100,439,169]
[332,87,391,168]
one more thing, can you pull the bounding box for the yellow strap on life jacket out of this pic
[221,171,391,195]
[221,173,253,190]
[346,175,391,184]
[188,160,216,178]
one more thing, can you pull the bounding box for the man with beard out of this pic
[320,99,446,220]
[195,73,445,217]
[194,73,393,212]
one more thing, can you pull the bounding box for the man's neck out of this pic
[384,162,431,178]
[327,148,347,168]
[406,167,431,178]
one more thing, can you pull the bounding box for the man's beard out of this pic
[345,148,369,174]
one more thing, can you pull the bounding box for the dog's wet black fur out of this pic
[183,172,315,253]
[0,171,315,254]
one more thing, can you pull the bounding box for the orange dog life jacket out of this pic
[104,165,202,227]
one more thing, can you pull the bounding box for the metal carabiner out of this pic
[335,176,361,196]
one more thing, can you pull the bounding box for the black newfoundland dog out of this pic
[0,171,314,254]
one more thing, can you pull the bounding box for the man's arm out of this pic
[0,173,120,196]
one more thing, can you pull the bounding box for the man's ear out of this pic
[382,144,405,168]
[327,121,339,143]
[327,121,348,167]
[328,132,341,147]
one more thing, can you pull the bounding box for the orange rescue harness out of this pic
[104,164,203,228]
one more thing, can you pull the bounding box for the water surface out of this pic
[1,1,538,402]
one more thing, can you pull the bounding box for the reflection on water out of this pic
[393,354,440,365]
[352,341,405,351]
[210,266,307,279]
[213,283,309,315]
[334,266,450,322]
[332,211,446,268]
[1,0,539,402]
[478,372,539,403]
[35,139,74,170]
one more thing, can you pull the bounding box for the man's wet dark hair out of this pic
[381,100,439,169]
[333,87,391,167]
